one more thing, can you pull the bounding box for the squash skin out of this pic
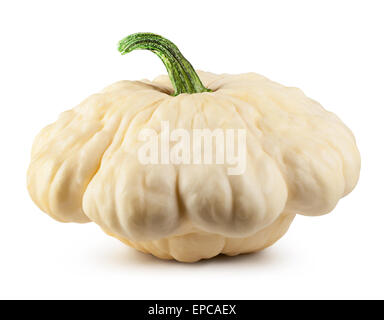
[104,212,295,263]
[27,71,360,262]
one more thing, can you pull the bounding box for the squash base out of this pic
[104,213,295,263]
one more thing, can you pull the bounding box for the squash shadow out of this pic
[101,243,287,270]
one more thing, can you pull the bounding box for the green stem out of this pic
[118,33,211,96]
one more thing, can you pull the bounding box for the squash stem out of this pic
[118,33,211,96]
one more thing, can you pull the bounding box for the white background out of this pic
[0,0,383,299]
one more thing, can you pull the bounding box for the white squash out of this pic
[27,33,360,262]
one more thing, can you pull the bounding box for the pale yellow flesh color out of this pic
[27,71,360,262]
[106,212,295,263]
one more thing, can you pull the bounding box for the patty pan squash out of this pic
[27,33,360,262]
